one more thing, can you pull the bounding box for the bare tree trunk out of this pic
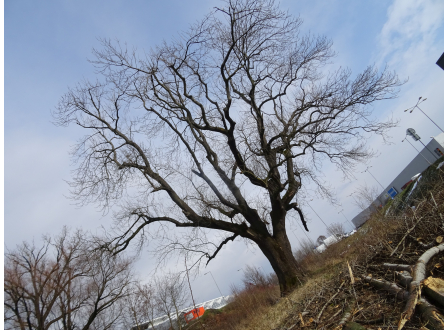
[257,231,302,295]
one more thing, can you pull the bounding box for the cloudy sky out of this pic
[5,0,444,304]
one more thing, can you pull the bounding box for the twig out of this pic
[316,281,345,323]
[390,217,423,256]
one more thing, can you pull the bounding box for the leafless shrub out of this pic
[352,182,381,211]
[123,282,159,330]
[242,265,269,288]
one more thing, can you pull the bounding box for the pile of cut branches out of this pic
[270,164,443,330]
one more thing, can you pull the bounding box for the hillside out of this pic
[187,158,444,330]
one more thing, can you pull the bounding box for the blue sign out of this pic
[387,187,398,199]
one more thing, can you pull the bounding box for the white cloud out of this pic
[375,0,443,69]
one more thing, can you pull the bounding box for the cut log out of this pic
[413,236,443,249]
[422,277,443,308]
[416,297,444,330]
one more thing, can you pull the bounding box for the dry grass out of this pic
[188,284,280,330]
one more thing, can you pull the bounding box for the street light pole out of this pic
[362,166,385,190]
[404,97,443,133]
[204,271,224,298]
[402,136,432,165]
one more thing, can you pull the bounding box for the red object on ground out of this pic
[184,307,205,323]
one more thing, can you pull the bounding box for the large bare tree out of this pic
[54,0,401,295]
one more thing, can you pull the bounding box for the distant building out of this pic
[351,133,444,228]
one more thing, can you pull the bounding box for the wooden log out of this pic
[412,236,443,249]
[361,275,409,301]
[422,277,443,308]
[382,263,412,272]
[415,297,444,330]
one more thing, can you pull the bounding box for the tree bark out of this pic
[256,231,302,295]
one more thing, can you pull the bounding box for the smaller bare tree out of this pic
[326,223,345,240]
[155,274,188,330]
[124,282,159,330]
[352,183,380,211]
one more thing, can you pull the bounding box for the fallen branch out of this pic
[398,243,444,330]
[342,321,370,330]
[355,314,386,325]
[361,275,409,301]
[381,263,412,272]
[395,271,412,289]
[429,191,443,221]
[411,236,443,249]
[338,299,356,326]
